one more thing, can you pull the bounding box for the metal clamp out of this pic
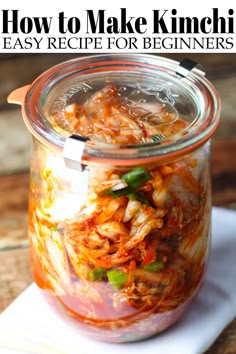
[177,58,205,78]
[63,135,89,172]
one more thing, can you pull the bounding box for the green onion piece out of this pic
[143,261,165,272]
[107,269,128,289]
[104,186,132,198]
[121,167,152,189]
[89,268,106,281]
[51,225,57,231]
[103,168,152,201]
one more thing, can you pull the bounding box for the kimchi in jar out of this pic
[8,54,220,342]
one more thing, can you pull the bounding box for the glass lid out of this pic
[22,54,220,164]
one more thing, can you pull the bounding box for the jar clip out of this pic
[177,58,205,78]
[63,135,89,172]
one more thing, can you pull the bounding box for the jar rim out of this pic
[22,54,220,166]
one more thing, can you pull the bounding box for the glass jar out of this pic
[8,54,220,343]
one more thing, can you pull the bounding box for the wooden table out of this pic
[0,54,236,353]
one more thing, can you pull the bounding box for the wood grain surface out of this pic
[0,53,236,354]
[0,248,32,313]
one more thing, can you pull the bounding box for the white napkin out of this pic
[0,207,236,354]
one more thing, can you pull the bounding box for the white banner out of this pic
[0,0,235,53]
